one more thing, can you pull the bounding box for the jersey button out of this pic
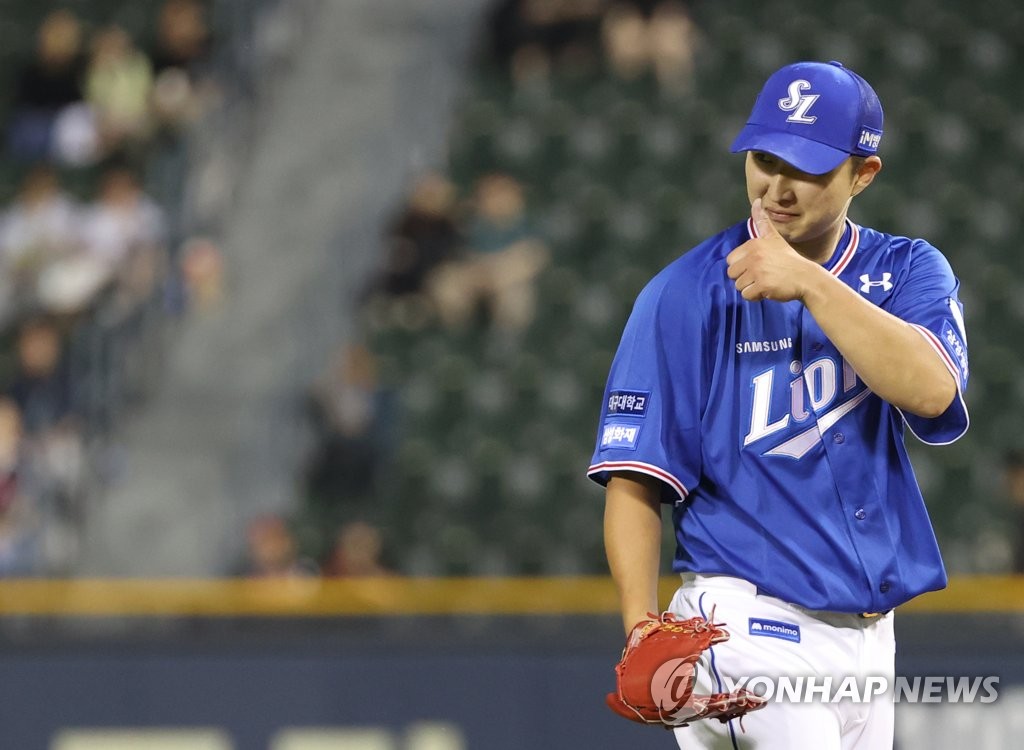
[854,508,866,520]
[833,432,845,444]
[879,582,891,593]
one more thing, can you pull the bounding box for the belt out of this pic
[681,574,892,621]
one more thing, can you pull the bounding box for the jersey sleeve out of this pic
[888,241,969,445]
[587,270,705,503]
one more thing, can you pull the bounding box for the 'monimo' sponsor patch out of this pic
[607,390,650,417]
[600,421,642,450]
[749,618,801,643]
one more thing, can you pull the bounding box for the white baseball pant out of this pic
[669,573,895,750]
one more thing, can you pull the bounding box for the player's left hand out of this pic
[606,611,766,728]
[726,198,817,302]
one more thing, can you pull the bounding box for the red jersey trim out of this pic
[745,217,859,278]
[587,461,688,502]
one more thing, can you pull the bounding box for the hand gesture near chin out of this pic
[726,198,819,302]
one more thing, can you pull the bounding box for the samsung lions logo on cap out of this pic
[749,618,801,643]
[778,80,819,124]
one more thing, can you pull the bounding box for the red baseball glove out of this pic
[606,611,766,727]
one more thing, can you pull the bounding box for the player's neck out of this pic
[791,215,849,266]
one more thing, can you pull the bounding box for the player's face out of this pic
[744,151,880,262]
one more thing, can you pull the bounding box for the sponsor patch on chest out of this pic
[735,337,794,355]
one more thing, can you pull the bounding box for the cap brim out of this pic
[730,124,851,175]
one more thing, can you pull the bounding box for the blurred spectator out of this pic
[322,520,391,577]
[486,0,606,83]
[35,164,165,316]
[487,0,534,66]
[152,0,212,78]
[0,398,40,576]
[601,3,648,80]
[372,171,461,302]
[78,163,167,306]
[1005,450,1024,573]
[0,165,82,288]
[304,343,394,513]
[150,0,215,132]
[427,173,549,333]
[648,1,699,95]
[7,317,85,518]
[8,317,75,437]
[85,25,155,155]
[7,9,86,161]
[602,1,698,94]
[180,235,225,311]
[239,513,318,577]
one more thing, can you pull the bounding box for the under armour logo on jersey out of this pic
[778,80,819,124]
[859,273,893,293]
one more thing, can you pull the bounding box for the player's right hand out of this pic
[726,198,822,303]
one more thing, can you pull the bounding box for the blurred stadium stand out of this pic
[0,0,493,576]
[0,0,323,575]
[0,0,1022,578]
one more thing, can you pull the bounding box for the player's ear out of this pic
[850,156,882,197]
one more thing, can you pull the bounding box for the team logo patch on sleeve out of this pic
[941,320,969,380]
[601,422,642,450]
[749,618,801,643]
[607,390,650,417]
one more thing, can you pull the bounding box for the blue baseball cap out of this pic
[730,61,883,175]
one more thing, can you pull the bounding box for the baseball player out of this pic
[590,60,969,748]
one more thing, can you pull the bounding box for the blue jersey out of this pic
[589,218,969,614]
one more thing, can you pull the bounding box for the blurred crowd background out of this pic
[0,0,217,574]
[2,0,1023,580]
[0,0,290,575]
